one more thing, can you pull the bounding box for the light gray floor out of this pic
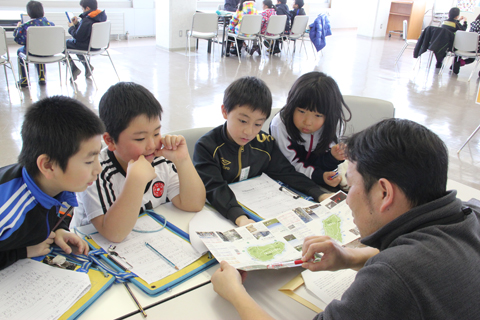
[1,29,479,190]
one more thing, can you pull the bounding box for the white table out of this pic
[78,179,480,320]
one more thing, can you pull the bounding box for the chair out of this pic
[441,31,480,81]
[262,107,281,133]
[0,26,22,101]
[18,26,76,96]
[67,21,120,89]
[227,14,262,63]
[342,95,395,136]
[394,20,418,65]
[166,127,215,161]
[284,15,310,59]
[261,15,287,56]
[413,26,454,71]
[186,13,219,60]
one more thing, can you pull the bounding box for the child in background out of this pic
[13,0,55,87]
[289,0,306,27]
[256,0,278,55]
[193,76,331,227]
[70,82,206,242]
[0,96,104,270]
[269,71,351,189]
[275,0,291,34]
[227,0,258,57]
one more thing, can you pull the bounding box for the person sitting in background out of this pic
[252,0,277,55]
[275,0,291,34]
[451,13,480,75]
[289,0,306,27]
[13,0,55,87]
[227,0,258,57]
[441,7,467,33]
[66,0,107,81]
[224,0,240,12]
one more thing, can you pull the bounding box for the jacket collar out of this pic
[22,167,78,210]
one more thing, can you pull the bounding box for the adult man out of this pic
[212,119,480,319]
[66,0,107,80]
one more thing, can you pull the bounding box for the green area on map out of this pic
[247,242,285,262]
[322,214,342,242]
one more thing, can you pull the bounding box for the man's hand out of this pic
[26,232,55,257]
[54,229,89,255]
[235,215,256,227]
[212,261,248,303]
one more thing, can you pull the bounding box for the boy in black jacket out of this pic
[290,0,306,27]
[0,96,105,270]
[193,77,330,227]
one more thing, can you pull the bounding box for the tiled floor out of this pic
[1,29,478,190]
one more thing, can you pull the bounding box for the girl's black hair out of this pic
[263,0,274,9]
[280,72,351,154]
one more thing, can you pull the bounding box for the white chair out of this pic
[166,127,215,161]
[0,26,22,101]
[262,107,281,133]
[186,13,219,60]
[394,20,418,65]
[284,15,310,59]
[228,14,262,63]
[261,15,287,56]
[18,26,76,96]
[67,21,120,89]
[342,95,395,136]
[441,31,480,81]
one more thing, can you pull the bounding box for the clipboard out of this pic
[83,212,217,296]
[279,274,324,313]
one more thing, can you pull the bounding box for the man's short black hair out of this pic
[346,119,448,208]
[27,1,44,19]
[18,96,105,177]
[80,0,98,10]
[99,82,163,143]
[295,0,304,8]
[223,77,272,118]
[449,7,460,20]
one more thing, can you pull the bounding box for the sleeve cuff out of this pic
[226,207,248,224]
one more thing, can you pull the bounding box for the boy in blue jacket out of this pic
[66,0,107,81]
[0,96,105,270]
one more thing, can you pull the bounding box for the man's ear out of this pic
[103,132,116,151]
[221,105,228,120]
[377,178,394,213]
[36,154,55,180]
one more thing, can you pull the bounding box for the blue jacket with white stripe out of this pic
[0,164,77,270]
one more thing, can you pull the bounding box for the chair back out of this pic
[238,14,262,35]
[453,30,479,53]
[26,26,65,56]
[191,13,218,34]
[166,127,215,161]
[265,15,287,35]
[89,21,111,50]
[0,27,8,59]
[262,107,281,133]
[290,15,309,35]
[402,20,408,41]
[342,95,395,136]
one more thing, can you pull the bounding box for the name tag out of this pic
[239,166,250,181]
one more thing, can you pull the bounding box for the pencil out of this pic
[52,206,74,231]
[145,242,179,270]
[123,282,147,318]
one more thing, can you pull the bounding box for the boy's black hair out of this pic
[239,0,255,11]
[278,0,287,4]
[80,0,98,10]
[18,96,105,177]
[264,0,274,8]
[346,119,448,208]
[223,76,272,119]
[295,0,304,8]
[99,82,163,143]
[280,71,351,154]
[449,7,460,20]
[27,1,44,19]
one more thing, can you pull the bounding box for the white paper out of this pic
[229,173,314,219]
[0,259,91,320]
[302,268,357,305]
[90,214,202,284]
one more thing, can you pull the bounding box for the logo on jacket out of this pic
[221,158,231,170]
[256,133,274,143]
[152,181,165,198]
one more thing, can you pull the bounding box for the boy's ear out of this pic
[221,105,228,120]
[103,132,116,151]
[36,154,56,180]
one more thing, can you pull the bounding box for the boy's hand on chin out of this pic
[127,155,156,184]
[155,135,190,163]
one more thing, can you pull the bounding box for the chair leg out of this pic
[105,50,120,81]
[458,123,480,153]
[235,38,241,63]
[394,42,408,65]
[467,58,480,82]
[6,62,22,101]
[21,60,33,100]
[64,59,77,94]
[83,55,97,89]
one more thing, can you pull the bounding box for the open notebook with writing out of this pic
[81,212,216,296]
